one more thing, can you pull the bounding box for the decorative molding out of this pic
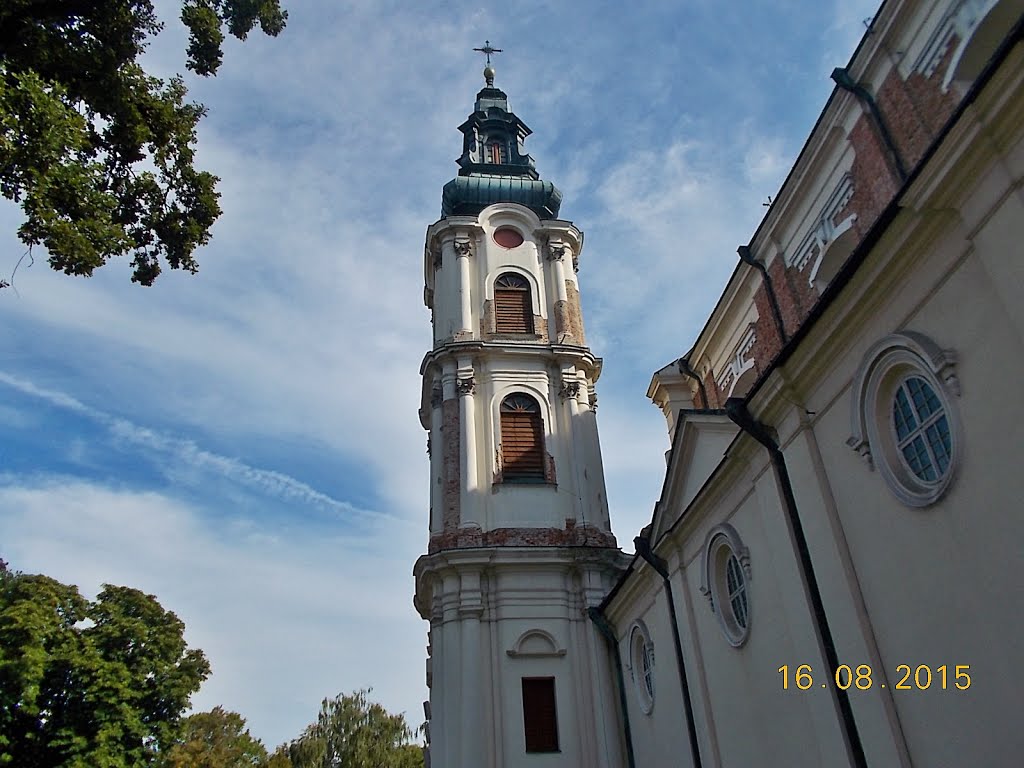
[847,331,961,507]
[456,376,476,395]
[454,239,473,258]
[913,5,960,78]
[790,172,856,272]
[559,380,580,399]
[506,629,566,659]
[628,621,656,714]
[699,523,752,647]
[716,323,757,395]
[546,243,567,262]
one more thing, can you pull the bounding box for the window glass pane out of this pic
[732,589,748,629]
[894,376,951,484]
[926,416,952,474]
[906,376,942,420]
[902,436,936,481]
[893,386,917,441]
[726,554,747,628]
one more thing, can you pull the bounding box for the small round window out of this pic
[493,227,524,248]
[849,333,961,508]
[701,525,751,648]
[629,624,655,713]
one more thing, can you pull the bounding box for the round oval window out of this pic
[493,227,524,248]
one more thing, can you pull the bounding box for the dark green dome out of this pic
[441,175,562,218]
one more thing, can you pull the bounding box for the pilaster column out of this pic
[548,242,570,303]
[441,572,461,764]
[429,382,443,533]
[459,568,485,766]
[455,236,474,336]
[561,367,585,521]
[457,361,479,528]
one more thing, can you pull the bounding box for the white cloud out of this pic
[0,478,426,750]
[0,372,374,521]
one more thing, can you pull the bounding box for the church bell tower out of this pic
[413,48,628,768]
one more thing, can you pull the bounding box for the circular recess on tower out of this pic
[493,227,524,249]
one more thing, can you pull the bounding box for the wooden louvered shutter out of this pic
[501,394,544,482]
[522,677,559,753]
[494,274,534,334]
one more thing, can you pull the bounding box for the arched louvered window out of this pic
[500,393,545,483]
[494,273,534,334]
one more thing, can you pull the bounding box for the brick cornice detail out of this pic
[429,525,617,554]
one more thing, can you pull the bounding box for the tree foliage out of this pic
[0,0,287,286]
[277,690,423,768]
[158,706,269,768]
[0,564,210,767]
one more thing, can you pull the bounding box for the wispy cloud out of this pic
[0,372,373,520]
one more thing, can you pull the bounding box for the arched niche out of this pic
[506,629,566,658]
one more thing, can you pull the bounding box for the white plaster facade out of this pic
[608,1,1024,766]
[414,2,1024,764]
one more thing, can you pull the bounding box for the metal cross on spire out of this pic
[473,40,502,66]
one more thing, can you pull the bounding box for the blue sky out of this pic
[0,0,879,751]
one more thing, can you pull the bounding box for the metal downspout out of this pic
[677,354,709,410]
[588,607,636,768]
[634,536,704,768]
[724,397,868,768]
[831,67,908,183]
[738,245,787,344]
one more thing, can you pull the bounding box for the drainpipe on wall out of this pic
[831,67,908,183]
[676,354,709,410]
[633,536,704,768]
[588,607,637,768]
[738,245,787,344]
[724,397,868,768]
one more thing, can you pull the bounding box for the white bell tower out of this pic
[413,50,628,768]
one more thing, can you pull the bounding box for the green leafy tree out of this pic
[0,0,287,286]
[0,563,210,766]
[158,706,269,768]
[278,690,423,768]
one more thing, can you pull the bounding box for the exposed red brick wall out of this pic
[441,399,460,530]
[566,281,586,345]
[767,257,809,337]
[533,315,549,342]
[544,452,557,485]
[429,524,617,553]
[553,299,570,340]
[750,283,785,374]
[702,368,722,408]
[876,37,961,172]
[480,299,493,337]
[740,38,965,382]
[847,114,903,238]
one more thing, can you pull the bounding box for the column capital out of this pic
[546,242,567,262]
